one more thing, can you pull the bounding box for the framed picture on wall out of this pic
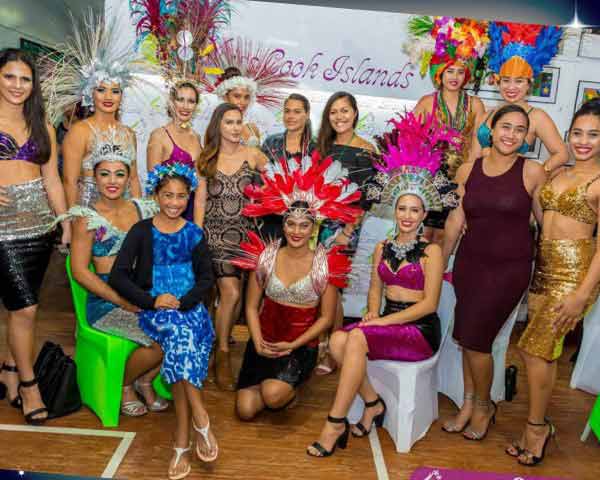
[577,28,600,60]
[574,80,600,114]
[467,66,560,104]
[523,137,542,160]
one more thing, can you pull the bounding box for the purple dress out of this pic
[343,241,440,362]
[162,128,196,221]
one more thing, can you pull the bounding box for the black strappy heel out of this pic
[19,378,49,426]
[352,395,387,438]
[307,416,349,458]
[0,364,22,408]
[518,418,555,466]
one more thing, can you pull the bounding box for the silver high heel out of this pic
[192,419,218,462]
[133,380,169,412]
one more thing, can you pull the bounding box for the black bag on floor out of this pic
[34,341,82,419]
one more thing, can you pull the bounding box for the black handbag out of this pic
[34,341,82,419]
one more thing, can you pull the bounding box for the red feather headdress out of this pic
[243,152,363,224]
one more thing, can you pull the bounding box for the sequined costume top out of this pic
[0,133,56,241]
[204,160,255,278]
[162,128,194,168]
[257,240,329,306]
[377,241,427,291]
[538,171,600,225]
[65,199,159,257]
[0,131,38,163]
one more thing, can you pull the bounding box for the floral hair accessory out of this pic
[405,16,489,87]
[488,21,562,79]
[145,161,199,195]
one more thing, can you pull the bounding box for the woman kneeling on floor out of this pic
[308,112,459,457]
[232,153,362,420]
[109,163,216,480]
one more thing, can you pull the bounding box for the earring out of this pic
[417,222,425,236]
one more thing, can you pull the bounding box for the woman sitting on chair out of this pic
[68,133,167,417]
[307,112,458,457]
[232,153,362,420]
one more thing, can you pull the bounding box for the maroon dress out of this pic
[453,156,533,353]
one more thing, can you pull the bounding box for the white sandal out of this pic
[168,444,192,480]
[134,380,169,412]
[120,385,147,417]
[193,419,218,462]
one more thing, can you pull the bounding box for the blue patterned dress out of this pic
[138,222,215,388]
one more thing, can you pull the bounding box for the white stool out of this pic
[571,299,600,395]
[347,281,454,452]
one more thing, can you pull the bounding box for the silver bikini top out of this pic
[258,240,329,306]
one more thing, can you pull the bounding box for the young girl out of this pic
[109,163,216,480]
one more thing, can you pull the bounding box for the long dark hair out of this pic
[0,48,51,164]
[317,91,358,156]
[197,103,242,177]
[284,93,312,154]
[569,98,600,133]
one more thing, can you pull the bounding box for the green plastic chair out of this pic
[581,394,600,442]
[66,255,171,427]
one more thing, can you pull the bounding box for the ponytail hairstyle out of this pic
[0,48,51,164]
[317,91,358,156]
[284,93,312,155]
[197,103,242,178]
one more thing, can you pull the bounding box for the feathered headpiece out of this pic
[404,16,489,87]
[368,111,460,218]
[130,0,231,89]
[488,22,562,78]
[201,37,297,109]
[243,152,363,223]
[145,161,199,194]
[40,10,148,123]
[88,125,136,169]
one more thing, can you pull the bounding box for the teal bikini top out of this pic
[476,107,534,155]
[66,198,159,257]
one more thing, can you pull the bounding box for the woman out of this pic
[315,91,377,375]
[262,93,316,162]
[469,22,567,172]
[196,103,267,391]
[62,83,141,208]
[307,111,454,457]
[209,37,298,148]
[0,48,70,424]
[109,164,216,480]
[233,153,361,420]
[68,142,167,417]
[507,100,600,465]
[147,81,203,222]
[408,16,488,243]
[442,104,546,440]
[260,93,316,239]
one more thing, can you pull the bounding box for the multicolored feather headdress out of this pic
[243,152,363,223]
[201,37,298,109]
[404,16,489,87]
[39,10,148,123]
[369,111,460,218]
[488,22,562,78]
[129,0,231,89]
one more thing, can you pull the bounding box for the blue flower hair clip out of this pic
[145,162,199,195]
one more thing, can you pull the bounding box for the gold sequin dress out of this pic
[519,173,600,360]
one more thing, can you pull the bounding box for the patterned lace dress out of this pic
[138,222,215,388]
[204,161,254,278]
